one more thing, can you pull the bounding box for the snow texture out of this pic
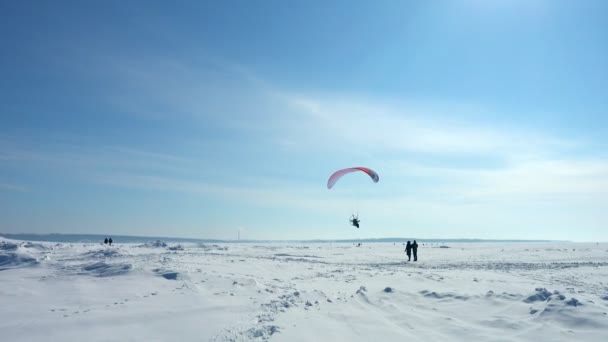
[1,237,608,341]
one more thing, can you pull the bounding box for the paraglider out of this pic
[327,167,379,229]
[350,214,360,229]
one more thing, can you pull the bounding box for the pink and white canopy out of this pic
[327,167,379,189]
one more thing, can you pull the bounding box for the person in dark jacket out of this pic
[412,240,419,261]
[104,238,108,244]
[108,237,113,246]
[349,214,360,228]
[405,241,412,261]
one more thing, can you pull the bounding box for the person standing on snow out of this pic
[405,241,412,261]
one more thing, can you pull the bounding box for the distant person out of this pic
[405,241,412,261]
[104,238,108,244]
[109,237,113,246]
[412,240,418,261]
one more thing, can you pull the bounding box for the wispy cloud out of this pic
[387,158,608,202]
[271,92,579,158]
[0,142,198,176]
[80,54,577,161]
[93,172,349,212]
[0,182,28,192]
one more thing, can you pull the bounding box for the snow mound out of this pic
[485,291,522,300]
[524,288,602,328]
[356,286,367,294]
[140,240,168,248]
[81,261,132,277]
[21,241,51,251]
[246,325,279,339]
[197,244,228,251]
[524,288,554,303]
[564,298,582,307]
[161,272,179,280]
[0,241,19,251]
[0,241,39,270]
[153,268,181,280]
[82,249,122,258]
[261,291,302,313]
[232,278,263,288]
[524,288,570,304]
[0,252,38,270]
[420,290,469,301]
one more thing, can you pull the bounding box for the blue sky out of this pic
[1,1,607,241]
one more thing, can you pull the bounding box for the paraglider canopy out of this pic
[327,167,379,189]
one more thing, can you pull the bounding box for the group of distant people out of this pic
[103,237,113,246]
[404,240,418,261]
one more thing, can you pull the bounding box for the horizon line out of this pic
[0,232,579,243]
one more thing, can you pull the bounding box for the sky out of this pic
[1,0,607,241]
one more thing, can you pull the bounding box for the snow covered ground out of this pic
[1,237,608,341]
